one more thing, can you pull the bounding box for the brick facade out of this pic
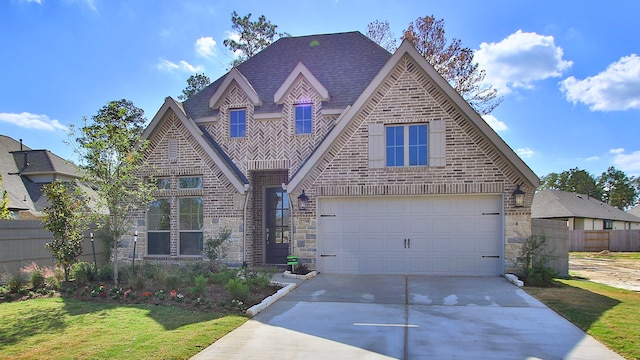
[126,37,535,274]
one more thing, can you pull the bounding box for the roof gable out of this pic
[274,61,329,104]
[142,97,249,193]
[288,39,540,191]
[208,68,263,109]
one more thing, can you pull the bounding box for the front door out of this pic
[265,188,290,264]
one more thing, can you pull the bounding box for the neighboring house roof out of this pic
[0,134,87,216]
[532,189,640,223]
[628,204,640,218]
[183,31,392,119]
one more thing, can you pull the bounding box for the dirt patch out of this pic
[569,254,640,292]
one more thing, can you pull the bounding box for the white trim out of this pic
[209,68,263,109]
[321,108,346,116]
[254,112,282,120]
[274,61,330,104]
[193,116,218,124]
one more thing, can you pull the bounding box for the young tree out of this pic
[401,15,502,115]
[72,99,156,285]
[597,166,638,210]
[178,73,211,101]
[0,174,12,219]
[42,181,86,281]
[365,20,397,53]
[223,11,287,67]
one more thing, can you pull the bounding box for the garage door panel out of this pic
[319,195,502,275]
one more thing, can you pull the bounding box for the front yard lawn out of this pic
[525,279,640,360]
[0,297,247,360]
[571,251,640,260]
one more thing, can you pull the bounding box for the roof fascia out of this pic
[142,97,247,193]
[209,68,263,109]
[274,61,330,104]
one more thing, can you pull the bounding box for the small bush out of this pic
[7,273,26,294]
[30,270,45,290]
[210,269,236,285]
[225,278,249,302]
[189,274,207,297]
[165,274,181,290]
[44,268,64,291]
[204,228,231,270]
[517,234,558,287]
[72,262,95,285]
[128,271,149,290]
[97,264,113,281]
[293,263,310,275]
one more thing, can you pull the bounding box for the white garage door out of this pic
[318,195,503,276]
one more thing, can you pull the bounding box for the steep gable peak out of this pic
[209,68,262,109]
[274,61,329,104]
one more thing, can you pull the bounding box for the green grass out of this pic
[525,279,640,360]
[0,297,247,360]
[570,251,640,260]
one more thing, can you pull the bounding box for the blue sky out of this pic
[1,0,639,179]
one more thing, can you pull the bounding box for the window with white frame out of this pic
[147,199,171,255]
[230,109,246,138]
[179,197,203,255]
[385,124,428,167]
[294,104,312,134]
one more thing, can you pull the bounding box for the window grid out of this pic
[295,104,312,134]
[385,124,428,167]
[230,109,246,138]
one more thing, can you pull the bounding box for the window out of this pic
[179,197,203,255]
[386,124,428,167]
[230,109,246,138]
[147,199,171,255]
[179,177,202,189]
[295,104,312,134]
[157,178,171,190]
[604,219,613,230]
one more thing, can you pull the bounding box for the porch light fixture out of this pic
[513,185,525,207]
[298,190,309,211]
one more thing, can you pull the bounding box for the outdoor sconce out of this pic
[513,185,525,207]
[298,190,309,211]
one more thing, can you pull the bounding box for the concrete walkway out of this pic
[192,274,624,360]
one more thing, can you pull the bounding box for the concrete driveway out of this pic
[192,274,623,360]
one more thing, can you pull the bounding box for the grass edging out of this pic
[245,271,318,317]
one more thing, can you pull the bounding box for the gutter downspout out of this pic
[283,183,295,259]
[242,184,251,268]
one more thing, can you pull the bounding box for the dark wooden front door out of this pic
[265,188,290,264]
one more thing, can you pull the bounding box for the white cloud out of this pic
[609,148,625,155]
[475,30,573,95]
[0,112,67,131]
[23,0,42,3]
[156,58,203,73]
[516,148,535,158]
[560,54,640,111]
[482,114,508,132]
[611,149,640,172]
[195,36,217,58]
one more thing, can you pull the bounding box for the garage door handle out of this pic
[321,254,337,257]
[482,255,500,258]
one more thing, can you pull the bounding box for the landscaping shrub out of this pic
[7,273,26,294]
[128,271,149,291]
[225,278,249,302]
[204,228,231,270]
[97,264,113,281]
[165,274,181,291]
[517,234,558,287]
[30,269,45,290]
[210,269,236,285]
[189,274,207,297]
[72,262,96,285]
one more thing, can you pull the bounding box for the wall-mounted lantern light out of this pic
[298,190,309,211]
[513,185,525,207]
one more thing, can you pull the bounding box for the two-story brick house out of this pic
[127,31,539,276]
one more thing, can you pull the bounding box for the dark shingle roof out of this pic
[11,149,79,177]
[183,31,392,119]
[532,189,640,222]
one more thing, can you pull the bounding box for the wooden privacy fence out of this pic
[569,230,640,252]
[0,220,104,275]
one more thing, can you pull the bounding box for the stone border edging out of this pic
[245,271,318,317]
[504,273,524,287]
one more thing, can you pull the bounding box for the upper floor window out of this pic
[386,124,428,167]
[179,177,203,189]
[295,104,312,134]
[230,109,246,138]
